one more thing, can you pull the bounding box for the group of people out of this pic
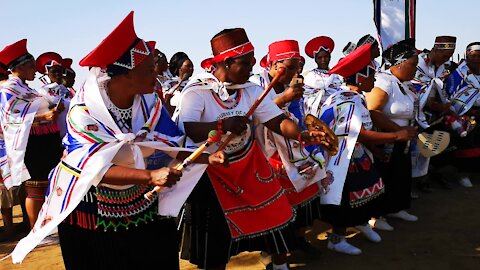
[0,11,478,270]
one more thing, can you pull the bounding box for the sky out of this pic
[1,0,479,90]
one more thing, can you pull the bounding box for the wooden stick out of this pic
[144,130,222,200]
[215,67,286,152]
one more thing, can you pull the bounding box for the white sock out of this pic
[272,263,289,270]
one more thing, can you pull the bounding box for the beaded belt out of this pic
[25,180,49,188]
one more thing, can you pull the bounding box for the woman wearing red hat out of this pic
[365,39,420,230]
[36,52,71,138]
[318,43,415,255]
[0,39,63,235]
[177,28,329,270]
[303,36,343,117]
[250,40,327,259]
[10,12,226,268]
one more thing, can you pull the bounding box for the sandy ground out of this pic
[1,177,480,270]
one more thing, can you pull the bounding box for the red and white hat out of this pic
[305,36,335,58]
[79,11,153,76]
[36,52,63,74]
[210,28,254,64]
[261,40,301,68]
[201,57,215,71]
[259,55,268,68]
[329,43,375,84]
[0,39,35,69]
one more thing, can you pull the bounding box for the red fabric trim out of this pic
[212,42,254,64]
[455,147,480,158]
[207,142,293,239]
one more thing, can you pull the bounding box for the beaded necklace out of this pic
[212,89,243,110]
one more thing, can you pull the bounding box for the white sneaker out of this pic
[38,235,60,247]
[372,218,394,231]
[355,224,382,243]
[327,236,362,255]
[459,177,473,188]
[387,210,418,222]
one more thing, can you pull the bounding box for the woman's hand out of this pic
[208,151,229,167]
[222,116,250,135]
[301,130,332,148]
[279,84,304,104]
[38,108,60,122]
[149,167,182,188]
[394,127,417,142]
[320,171,334,191]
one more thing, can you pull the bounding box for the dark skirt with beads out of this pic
[180,173,298,269]
[321,151,384,228]
[59,186,179,270]
[376,142,412,215]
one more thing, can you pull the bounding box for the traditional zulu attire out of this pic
[303,36,343,117]
[410,36,457,178]
[373,39,418,216]
[0,40,63,197]
[0,78,21,213]
[319,44,384,228]
[0,70,22,211]
[177,29,297,269]
[35,52,74,138]
[250,40,326,229]
[446,43,480,172]
[10,12,206,269]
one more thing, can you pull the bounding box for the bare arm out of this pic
[357,127,413,144]
[102,165,181,188]
[264,114,301,140]
[272,84,304,108]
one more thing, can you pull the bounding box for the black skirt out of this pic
[292,196,322,229]
[376,142,412,215]
[58,217,179,270]
[321,152,384,227]
[181,173,297,269]
[24,132,63,180]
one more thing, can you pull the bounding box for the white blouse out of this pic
[374,71,416,126]
[178,82,282,153]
